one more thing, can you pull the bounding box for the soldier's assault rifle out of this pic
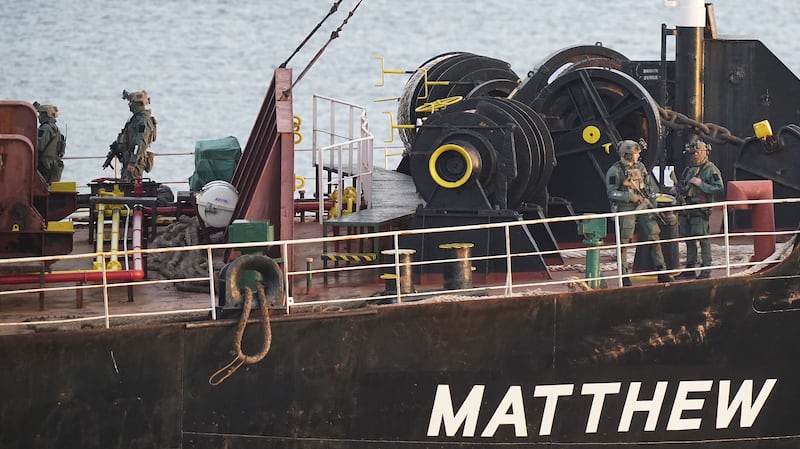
[622,176,670,226]
[102,142,124,170]
[674,179,695,206]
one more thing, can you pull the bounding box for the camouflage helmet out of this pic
[617,139,642,158]
[122,89,150,106]
[33,102,58,119]
[684,139,711,153]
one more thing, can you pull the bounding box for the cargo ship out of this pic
[0,1,799,447]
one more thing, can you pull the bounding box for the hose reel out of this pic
[397,52,520,151]
[409,97,554,211]
[526,67,663,213]
[511,44,630,104]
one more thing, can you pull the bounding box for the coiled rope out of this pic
[149,215,212,292]
[208,254,284,385]
[208,283,273,386]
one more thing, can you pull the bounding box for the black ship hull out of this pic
[2,242,799,448]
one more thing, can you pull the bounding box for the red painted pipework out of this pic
[141,206,195,216]
[726,180,776,262]
[0,208,146,285]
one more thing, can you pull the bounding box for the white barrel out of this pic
[195,180,239,228]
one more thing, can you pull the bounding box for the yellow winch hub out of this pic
[429,144,473,189]
[582,125,601,144]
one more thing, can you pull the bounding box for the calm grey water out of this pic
[2,0,798,192]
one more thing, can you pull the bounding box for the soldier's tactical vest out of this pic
[38,122,66,159]
[118,112,157,151]
[680,161,711,204]
[616,162,647,196]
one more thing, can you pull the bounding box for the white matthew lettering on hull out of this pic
[619,381,668,432]
[582,382,622,433]
[427,384,484,437]
[533,384,574,436]
[717,379,777,429]
[427,379,778,439]
[667,380,714,431]
[481,386,527,437]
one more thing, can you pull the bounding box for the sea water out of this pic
[1,0,798,193]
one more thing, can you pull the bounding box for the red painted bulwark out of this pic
[0,101,48,197]
[231,68,295,269]
[0,134,44,231]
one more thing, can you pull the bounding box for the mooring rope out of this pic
[149,215,211,292]
[209,283,273,386]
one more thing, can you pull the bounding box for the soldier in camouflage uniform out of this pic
[674,139,724,280]
[112,90,157,182]
[606,140,673,286]
[33,102,66,183]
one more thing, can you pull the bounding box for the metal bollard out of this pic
[380,249,416,294]
[439,242,475,290]
[305,257,314,293]
[577,217,607,288]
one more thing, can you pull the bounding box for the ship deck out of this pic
[0,163,795,334]
[0,200,788,336]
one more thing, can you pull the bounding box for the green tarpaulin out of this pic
[188,136,241,191]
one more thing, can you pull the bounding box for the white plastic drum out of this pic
[195,180,239,228]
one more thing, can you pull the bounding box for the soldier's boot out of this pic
[697,269,712,279]
[675,265,697,280]
[622,277,632,287]
[656,266,674,283]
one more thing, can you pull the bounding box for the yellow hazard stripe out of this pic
[321,253,377,262]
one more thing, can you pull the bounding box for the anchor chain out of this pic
[657,106,746,146]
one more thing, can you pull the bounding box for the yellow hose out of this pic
[107,207,122,271]
[93,203,106,270]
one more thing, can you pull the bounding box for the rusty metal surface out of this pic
[0,102,48,198]
[230,68,295,266]
[0,114,74,257]
[42,190,78,221]
[180,249,800,447]
[41,230,74,256]
[0,324,183,448]
[0,101,37,145]
[0,135,45,232]
[0,230,73,258]
[0,245,798,447]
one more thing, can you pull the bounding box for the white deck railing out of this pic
[312,94,374,218]
[0,197,798,332]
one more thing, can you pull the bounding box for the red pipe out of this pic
[726,180,776,261]
[141,206,196,216]
[0,208,146,285]
[294,200,334,212]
